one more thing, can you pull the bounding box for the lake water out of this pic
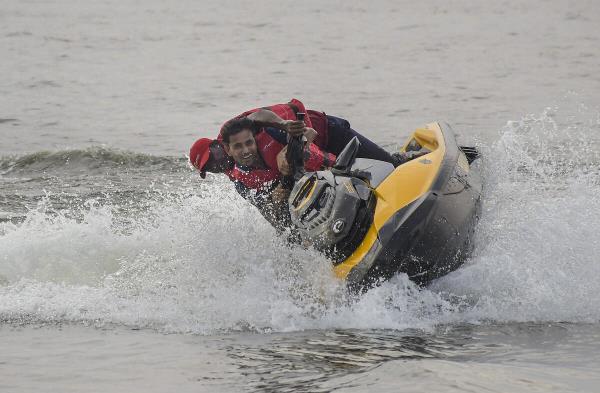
[1,0,600,391]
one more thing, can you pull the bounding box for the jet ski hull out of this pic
[289,122,482,291]
[333,122,481,290]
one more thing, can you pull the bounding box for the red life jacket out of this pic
[227,129,335,190]
[219,99,334,190]
[306,109,329,148]
[228,130,284,190]
[230,165,281,191]
[220,98,313,136]
[218,99,331,150]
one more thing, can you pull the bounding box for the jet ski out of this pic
[288,122,482,292]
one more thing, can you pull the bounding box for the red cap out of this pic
[189,138,213,177]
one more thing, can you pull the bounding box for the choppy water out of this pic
[2,0,600,392]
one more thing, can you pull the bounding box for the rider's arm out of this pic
[219,110,287,139]
[247,109,309,138]
[246,109,286,128]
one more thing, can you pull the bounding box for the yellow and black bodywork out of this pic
[289,122,482,291]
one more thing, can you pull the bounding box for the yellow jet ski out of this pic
[288,122,482,291]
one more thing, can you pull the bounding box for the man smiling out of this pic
[219,117,335,232]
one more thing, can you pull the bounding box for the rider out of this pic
[190,99,405,178]
[215,117,336,232]
[189,99,416,230]
[220,99,398,165]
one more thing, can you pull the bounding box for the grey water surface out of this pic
[1,0,600,392]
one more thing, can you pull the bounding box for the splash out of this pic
[1,106,600,333]
[432,106,600,322]
[0,180,346,333]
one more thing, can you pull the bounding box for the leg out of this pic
[326,115,396,165]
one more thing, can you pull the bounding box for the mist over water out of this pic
[2,106,599,335]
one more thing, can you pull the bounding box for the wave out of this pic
[0,147,188,175]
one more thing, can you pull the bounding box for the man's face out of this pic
[224,129,260,167]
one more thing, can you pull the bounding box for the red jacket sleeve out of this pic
[303,143,336,171]
[287,98,313,129]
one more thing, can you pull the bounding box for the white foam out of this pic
[432,107,600,323]
[2,107,600,333]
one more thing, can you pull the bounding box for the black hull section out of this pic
[348,124,482,291]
